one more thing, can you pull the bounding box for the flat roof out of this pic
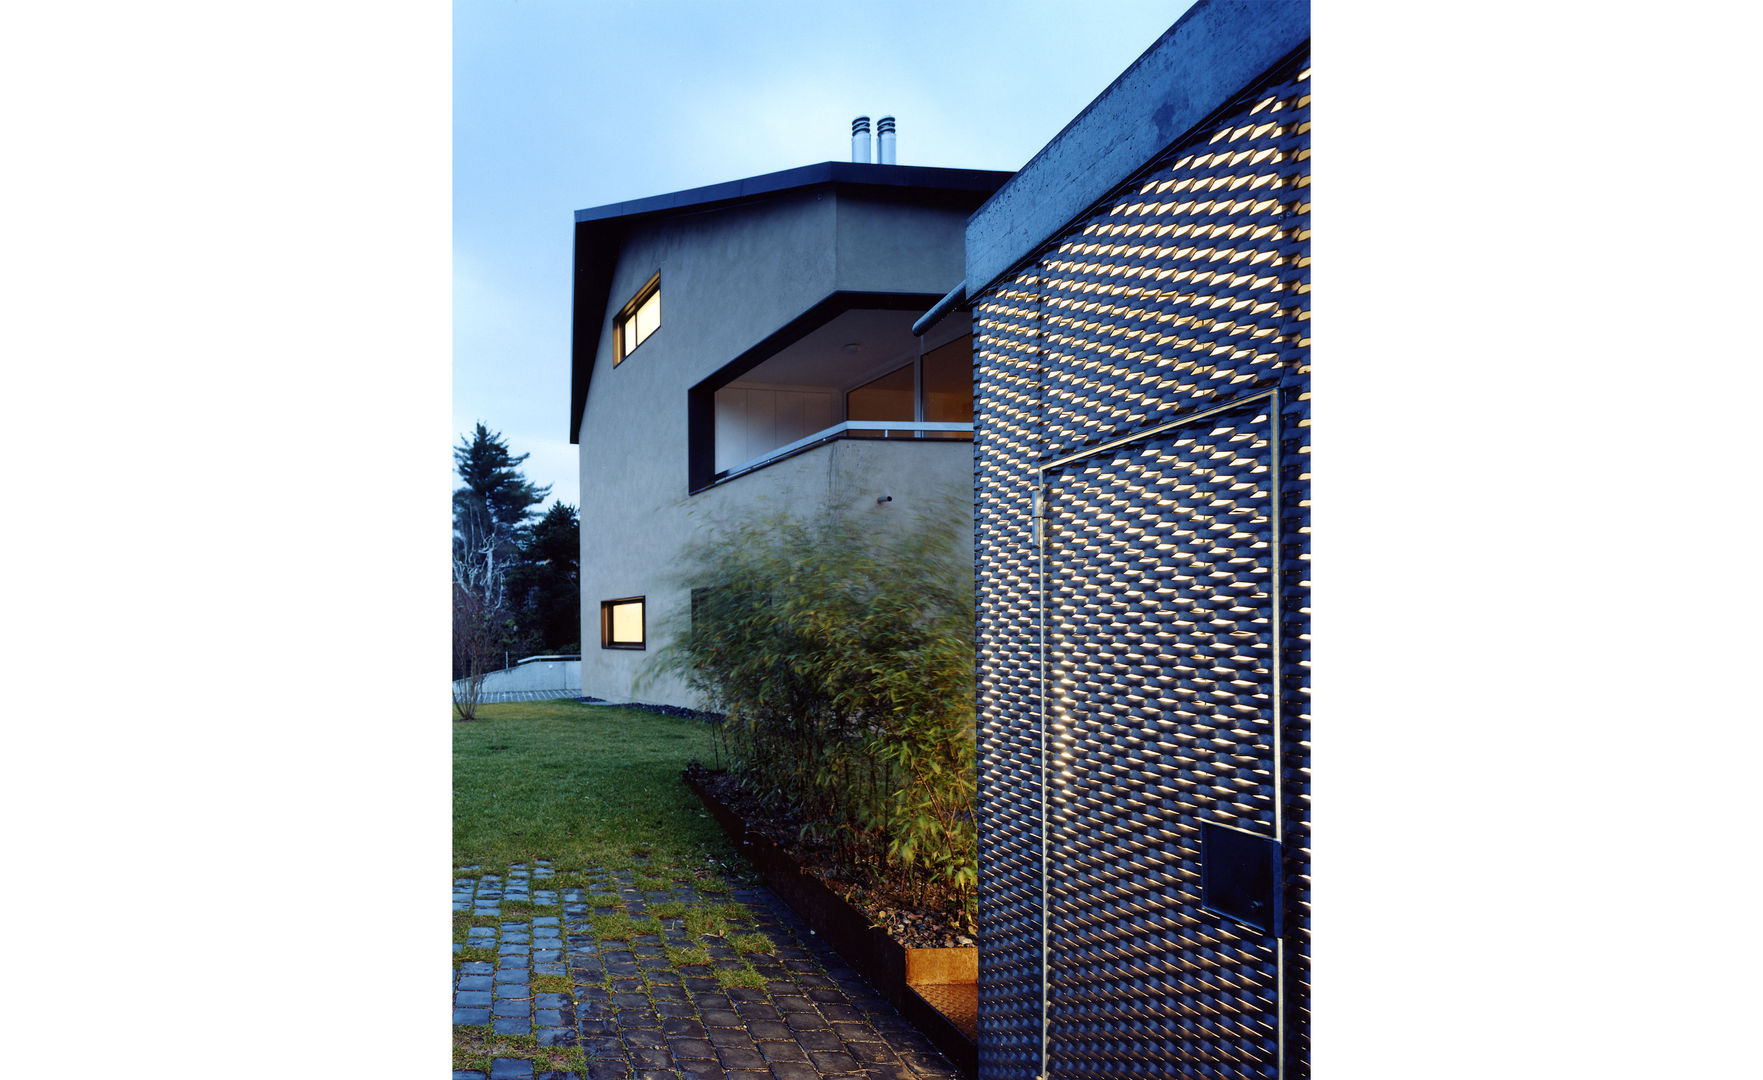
[965,0,1310,296]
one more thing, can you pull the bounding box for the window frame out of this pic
[599,596,646,650]
[614,274,661,365]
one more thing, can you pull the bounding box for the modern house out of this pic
[570,1,1311,1073]
[569,148,1011,708]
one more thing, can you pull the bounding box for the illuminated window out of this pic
[614,275,660,364]
[600,597,645,649]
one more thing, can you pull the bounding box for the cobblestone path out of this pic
[452,860,963,1080]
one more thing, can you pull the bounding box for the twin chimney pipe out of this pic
[851,116,871,164]
[850,115,897,164]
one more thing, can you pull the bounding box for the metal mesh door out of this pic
[974,47,1309,1080]
[1041,397,1280,1078]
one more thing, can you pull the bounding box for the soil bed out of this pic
[685,763,974,949]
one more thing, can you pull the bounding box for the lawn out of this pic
[452,698,730,871]
[453,699,781,1074]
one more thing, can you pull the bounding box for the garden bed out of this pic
[683,767,977,1075]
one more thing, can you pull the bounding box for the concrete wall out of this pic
[578,184,976,709]
[453,659,581,702]
[580,435,973,708]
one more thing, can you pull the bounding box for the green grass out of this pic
[730,932,774,955]
[714,965,767,990]
[682,907,732,938]
[453,700,729,869]
[531,974,572,995]
[453,1027,585,1075]
[590,910,660,941]
[664,944,712,966]
[451,700,793,1016]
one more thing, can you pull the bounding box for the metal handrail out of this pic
[722,419,973,478]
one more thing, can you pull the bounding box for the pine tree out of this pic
[453,422,551,555]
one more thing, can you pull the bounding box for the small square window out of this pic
[614,275,660,365]
[600,596,645,649]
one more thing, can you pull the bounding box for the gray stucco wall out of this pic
[577,185,976,709]
[579,437,974,708]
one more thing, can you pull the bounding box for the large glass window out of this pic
[920,334,973,438]
[600,597,645,649]
[845,363,915,427]
[614,275,660,364]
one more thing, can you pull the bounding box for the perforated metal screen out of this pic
[974,51,1310,1079]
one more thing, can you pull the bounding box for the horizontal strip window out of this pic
[600,596,645,650]
[614,275,660,365]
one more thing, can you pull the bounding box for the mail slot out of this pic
[1200,821,1284,936]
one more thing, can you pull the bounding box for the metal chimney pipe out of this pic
[877,115,896,164]
[851,116,872,163]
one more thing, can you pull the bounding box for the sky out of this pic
[453,0,1198,514]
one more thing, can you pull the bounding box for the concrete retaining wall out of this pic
[453,658,581,704]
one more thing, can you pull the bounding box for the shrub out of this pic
[647,504,976,922]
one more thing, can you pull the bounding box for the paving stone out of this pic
[493,1017,532,1036]
[757,1040,806,1062]
[582,1063,631,1080]
[796,1028,843,1051]
[897,1050,955,1075]
[845,1040,898,1064]
[535,1009,566,1027]
[623,1045,668,1070]
[579,1036,624,1059]
[810,1050,862,1073]
[534,993,572,1009]
[747,1021,792,1040]
[460,961,496,976]
[456,991,493,1007]
[715,1046,765,1070]
[767,1063,823,1080]
[458,975,495,992]
[819,1003,864,1023]
[706,1026,755,1049]
[495,983,531,999]
[661,1017,706,1038]
[535,1027,576,1047]
[453,1007,492,1026]
[533,962,568,976]
[488,1059,534,1079]
[452,1071,487,1080]
[668,1037,716,1060]
[622,1029,666,1049]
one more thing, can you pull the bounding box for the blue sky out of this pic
[453,0,1197,512]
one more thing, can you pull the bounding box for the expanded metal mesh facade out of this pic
[973,51,1310,1079]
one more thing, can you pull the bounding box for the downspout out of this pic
[911,279,967,337]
